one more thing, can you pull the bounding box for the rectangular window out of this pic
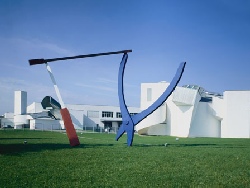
[102,111,113,118]
[130,113,137,116]
[87,111,99,118]
[147,88,152,101]
[116,112,137,118]
[116,112,122,118]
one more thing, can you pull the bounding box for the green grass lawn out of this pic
[0,130,250,187]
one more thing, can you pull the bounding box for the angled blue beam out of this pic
[116,53,186,146]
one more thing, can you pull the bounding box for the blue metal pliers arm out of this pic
[116,53,186,146]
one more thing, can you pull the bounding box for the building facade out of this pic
[4,91,140,132]
[27,102,139,132]
[2,87,250,139]
[136,82,250,138]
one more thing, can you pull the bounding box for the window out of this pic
[102,111,113,118]
[116,112,122,118]
[116,112,137,118]
[130,113,137,116]
[147,88,152,101]
[87,111,99,118]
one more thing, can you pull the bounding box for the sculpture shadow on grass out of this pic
[0,138,49,140]
[0,143,114,156]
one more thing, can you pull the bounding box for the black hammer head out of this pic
[29,59,46,66]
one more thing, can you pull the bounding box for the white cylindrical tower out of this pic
[14,91,27,115]
[14,91,28,129]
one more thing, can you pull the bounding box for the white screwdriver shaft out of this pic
[46,63,65,109]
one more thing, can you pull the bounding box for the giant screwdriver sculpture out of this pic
[29,50,132,146]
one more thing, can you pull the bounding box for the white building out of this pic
[136,82,250,138]
[0,113,14,128]
[27,102,139,132]
[14,91,29,129]
[3,91,140,132]
[2,86,250,139]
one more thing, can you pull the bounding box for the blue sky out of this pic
[0,0,250,115]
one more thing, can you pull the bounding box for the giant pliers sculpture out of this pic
[116,53,186,146]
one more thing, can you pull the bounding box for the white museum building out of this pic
[1,83,250,139]
[136,82,250,138]
[0,91,140,132]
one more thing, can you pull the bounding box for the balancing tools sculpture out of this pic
[29,50,132,146]
[29,49,186,147]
